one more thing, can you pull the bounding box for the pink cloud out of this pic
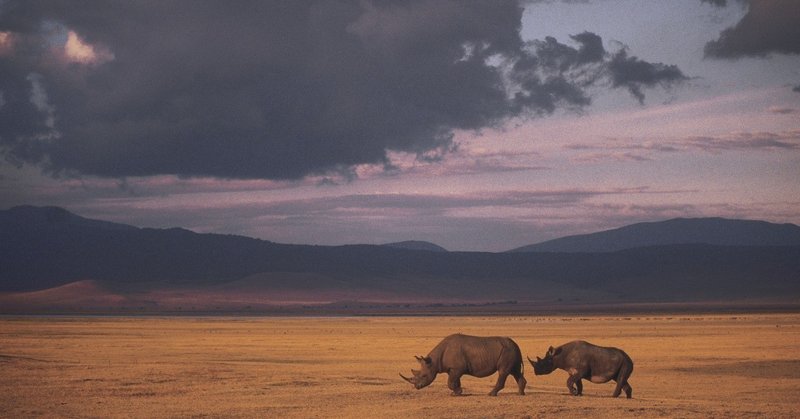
[564,129,800,162]
[0,31,13,56]
[767,106,799,115]
[63,30,114,65]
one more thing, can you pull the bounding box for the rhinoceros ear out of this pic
[547,346,554,356]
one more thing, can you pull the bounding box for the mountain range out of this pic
[1,205,799,313]
[509,218,800,253]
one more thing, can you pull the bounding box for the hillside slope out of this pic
[509,218,800,253]
[2,206,799,311]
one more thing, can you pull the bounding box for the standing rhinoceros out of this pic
[400,333,526,396]
[528,340,633,398]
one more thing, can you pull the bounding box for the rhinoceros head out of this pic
[528,346,557,375]
[399,356,436,389]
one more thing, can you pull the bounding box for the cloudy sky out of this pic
[1,0,798,251]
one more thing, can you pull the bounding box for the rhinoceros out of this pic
[400,333,527,396]
[529,340,633,398]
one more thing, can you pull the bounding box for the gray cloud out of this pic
[607,49,688,104]
[704,0,800,58]
[768,106,799,115]
[683,131,800,152]
[0,0,687,181]
[700,0,731,6]
[566,130,800,161]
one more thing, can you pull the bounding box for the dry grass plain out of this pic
[1,314,799,418]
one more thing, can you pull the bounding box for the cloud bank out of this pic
[0,0,686,181]
[704,0,800,58]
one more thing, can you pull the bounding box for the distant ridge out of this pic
[1,205,137,232]
[382,240,448,252]
[508,218,800,253]
[2,206,799,312]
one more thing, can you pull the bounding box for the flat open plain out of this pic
[1,314,799,418]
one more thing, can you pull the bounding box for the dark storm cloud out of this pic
[519,33,686,107]
[700,0,730,6]
[607,49,688,104]
[529,32,605,73]
[704,0,800,58]
[0,0,687,180]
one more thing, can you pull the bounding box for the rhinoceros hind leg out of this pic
[623,382,632,399]
[512,371,526,395]
[613,361,634,398]
[489,371,508,396]
[612,379,633,398]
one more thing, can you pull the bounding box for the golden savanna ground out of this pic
[1,314,799,418]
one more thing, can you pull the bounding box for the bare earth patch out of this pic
[1,314,798,418]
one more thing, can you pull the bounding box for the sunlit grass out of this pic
[1,314,798,418]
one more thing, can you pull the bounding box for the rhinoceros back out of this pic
[430,334,523,377]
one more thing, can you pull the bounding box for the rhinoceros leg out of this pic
[447,372,463,396]
[612,361,633,398]
[612,379,633,398]
[622,382,632,398]
[511,370,526,395]
[566,374,582,396]
[489,371,509,396]
[612,382,621,397]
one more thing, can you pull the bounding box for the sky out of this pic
[1,0,799,252]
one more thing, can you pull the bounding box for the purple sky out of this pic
[1,0,799,251]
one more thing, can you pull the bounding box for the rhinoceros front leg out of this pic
[447,372,463,396]
[566,374,582,396]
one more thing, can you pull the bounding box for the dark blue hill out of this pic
[2,206,798,306]
[509,218,800,253]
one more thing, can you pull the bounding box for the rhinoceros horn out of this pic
[399,372,416,384]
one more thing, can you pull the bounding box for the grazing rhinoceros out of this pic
[529,340,633,398]
[400,333,526,396]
